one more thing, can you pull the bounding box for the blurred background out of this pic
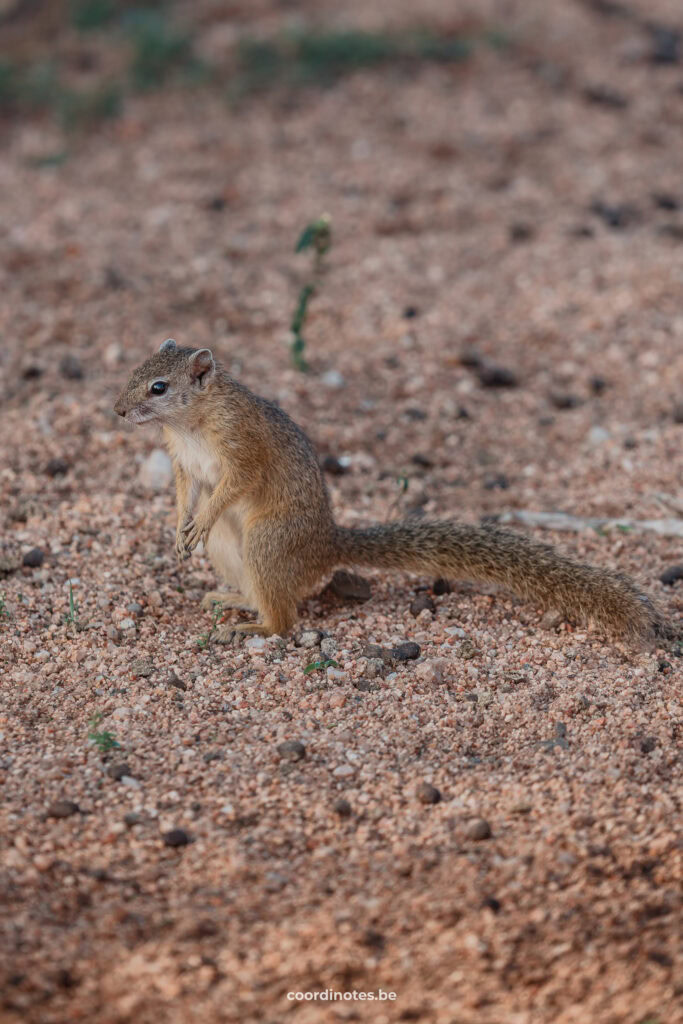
[1,4,682,1023]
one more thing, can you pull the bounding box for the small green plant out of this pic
[304,658,339,675]
[290,214,331,372]
[88,712,120,753]
[197,601,224,648]
[64,582,80,627]
[0,592,9,619]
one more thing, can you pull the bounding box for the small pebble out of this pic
[59,354,84,380]
[466,818,492,841]
[277,740,306,761]
[47,800,79,819]
[163,828,191,847]
[476,364,518,388]
[334,798,352,817]
[659,564,683,585]
[45,457,69,477]
[106,762,131,781]
[299,630,324,648]
[410,592,435,617]
[22,548,45,568]
[320,637,338,659]
[391,641,421,661]
[416,782,442,805]
[131,658,154,678]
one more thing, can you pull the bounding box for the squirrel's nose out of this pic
[114,402,126,417]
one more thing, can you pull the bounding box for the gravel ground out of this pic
[1,1,682,1022]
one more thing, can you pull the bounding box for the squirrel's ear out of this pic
[159,338,177,353]
[188,348,215,387]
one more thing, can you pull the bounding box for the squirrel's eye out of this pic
[150,381,167,396]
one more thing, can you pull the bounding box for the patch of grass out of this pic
[0,58,121,129]
[70,0,118,31]
[88,712,120,753]
[304,658,339,675]
[290,214,331,372]
[124,9,202,91]
[233,28,476,96]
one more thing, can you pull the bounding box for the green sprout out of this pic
[304,658,339,675]
[197,600,224,648]
[290,214,331,371]
[64,582,80,627]
[88,712,120,753]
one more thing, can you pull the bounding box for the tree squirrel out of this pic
[114,339,673,642]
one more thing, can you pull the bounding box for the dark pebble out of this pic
[403,305,419,319]
[45,457,69,477]
[106,762,131,781]
[582,84,628,108]
[277,740,306,761]
[483,473,509,490]
[649,24,681,64]
[361,929,385,950]
[433,578,451,595]
[167,671,187,691]
[411,453,433,468]
[59,354,84,380]
[590,200,638,229]
[466,818,492,841]
[22,364,43,380]
[324,570,371,602]
[640,736,657,754]
[652,192,679,211]
[590,376,608,394]
[321,454,347,476]
[208,196,226,211]
[658,224,683,241]
[509,221,534,243]
[673,403,683,424]
[391,641,421,661]
[416,781,442,805]
[410,592,436,616]
[163,828,191,848]
[549,391,582,410]
[459,347,483,368]
[477,363,518,388]
[22,548,45,568]
[482,896,502,913]
[47,800,79,819]
[353,678,379,692]
[124,812,142,826]
[405,406,427,421]
[660,565,683,585]
[334,798,352,817]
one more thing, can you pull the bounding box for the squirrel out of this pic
[114,339,674,643]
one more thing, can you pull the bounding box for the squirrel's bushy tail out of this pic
[334,520,672,641]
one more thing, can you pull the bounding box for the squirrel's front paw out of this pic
[176,531,192,562]
[181,516,210,552]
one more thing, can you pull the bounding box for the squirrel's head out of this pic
[114,339,216,425]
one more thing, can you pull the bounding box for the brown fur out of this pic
[114,342,675,642]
